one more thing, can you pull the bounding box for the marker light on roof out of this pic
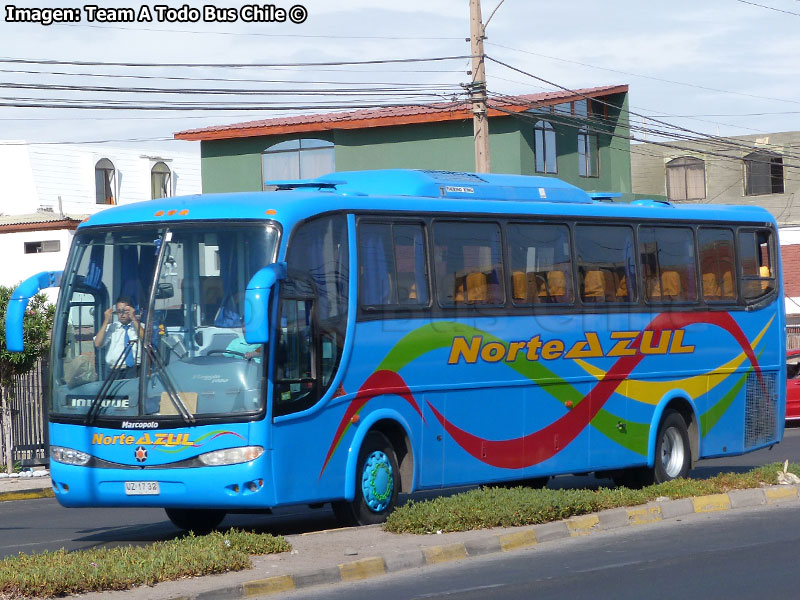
[179,209,189,215]
[265,209,277,215]
[167,209,177,216]
[154,210,165,217]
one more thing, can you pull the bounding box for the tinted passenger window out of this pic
[739,229,776,301]
[506,223,573,304]
[575,225,636,303]
[275,215,349,417]
[639,227,698,302]
[433,222,504,306]
[698,228,737,301]
[358,222,429,307]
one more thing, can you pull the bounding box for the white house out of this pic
[0,141,200,293]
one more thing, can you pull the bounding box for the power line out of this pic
[0,55,473,69]
[0,66,462,87]
[485,56,800,164]
[733,0,800,16]
[57,22,465,41]
[486,41,800,107]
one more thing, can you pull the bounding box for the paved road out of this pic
[274,502,800,600]
[1,426,799,559]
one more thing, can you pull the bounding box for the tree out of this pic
[0,285,55,474]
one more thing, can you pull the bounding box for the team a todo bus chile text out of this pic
[4,4,307,26]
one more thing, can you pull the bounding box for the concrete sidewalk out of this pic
[3,474,798,599]
[0,468,52,502]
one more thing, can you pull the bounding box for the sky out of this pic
[1,0,799,154]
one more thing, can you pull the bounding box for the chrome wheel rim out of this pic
[661,427,685,478]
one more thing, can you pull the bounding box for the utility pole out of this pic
[469,0,491,173]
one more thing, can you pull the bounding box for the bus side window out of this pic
[433,221,504,307]
[506,222,573,306]
[274,215,349,417]
[575,225,636,304]
[358,221,429,308]
[738,228,776,301]
[639,226,697,303]
[698,227,737,302]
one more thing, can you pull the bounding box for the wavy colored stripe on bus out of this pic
[319,370,423,477]
[151,430,245,455]
[426,311,763,469]
[371,316,765,455]
[573,316,773,405]
[322,311,762,473]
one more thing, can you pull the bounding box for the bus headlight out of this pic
[197,446,264,466]
[50,446,91,466]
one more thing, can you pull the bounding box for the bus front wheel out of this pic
[332,431,400,526]
[165,508,226,534]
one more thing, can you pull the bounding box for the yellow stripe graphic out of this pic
[574,317,773,405]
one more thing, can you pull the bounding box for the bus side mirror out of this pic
[5,271,63,352]
[244,262,286,344]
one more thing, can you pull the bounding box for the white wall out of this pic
[0,229,75,302]
[0,143,38,215]
[0,141,200,302]
[25,143,201,215]
[0,141,201,216]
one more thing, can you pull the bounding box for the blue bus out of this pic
[6,169,785,532]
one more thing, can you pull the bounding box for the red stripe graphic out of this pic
[321,311,762,473]
[429,311,761,469]
[319,370,423,477]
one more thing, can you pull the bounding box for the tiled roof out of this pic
[174,85,628,141]
[0,213,86,232]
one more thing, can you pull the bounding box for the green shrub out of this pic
[384,462,800,534]
[0,529,290,599]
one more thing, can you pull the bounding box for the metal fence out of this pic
[0,359,49,467]
[789,326,800,351]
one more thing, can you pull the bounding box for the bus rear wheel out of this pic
[165,508,226,534]
[332,431,400,526]
[653,410,691,484]
[612,410,691,488]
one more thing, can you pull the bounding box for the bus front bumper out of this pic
[49,457,276,509]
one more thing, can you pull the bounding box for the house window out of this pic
[534,121,557,174]
[262,139,334,189]
[744,151,783,196]
[24,240,60,254]
[666,157,706,201]
[151,161,171,199]
[577,129,599,177]
[94,158,116,205]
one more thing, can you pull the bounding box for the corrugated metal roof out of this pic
[0,213,86,228]
[174,85,628,141]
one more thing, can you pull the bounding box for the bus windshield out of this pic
[51,223,279,424]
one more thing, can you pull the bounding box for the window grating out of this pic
[744,371,778,449]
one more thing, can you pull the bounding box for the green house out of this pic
[175,84,632,198]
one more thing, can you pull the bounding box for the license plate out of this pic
[124,481,160,495]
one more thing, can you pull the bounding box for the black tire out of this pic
[652,410,691,484]
[332,431,400,526]
[612,411,691,488]
[165,508,226,534]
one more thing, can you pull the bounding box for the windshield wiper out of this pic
[86,340,136,424]
[144,343,194,424]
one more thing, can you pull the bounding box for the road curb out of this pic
[0,487,53,502]
[181,484,800,599]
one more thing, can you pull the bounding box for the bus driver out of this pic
[94,296,143,377]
